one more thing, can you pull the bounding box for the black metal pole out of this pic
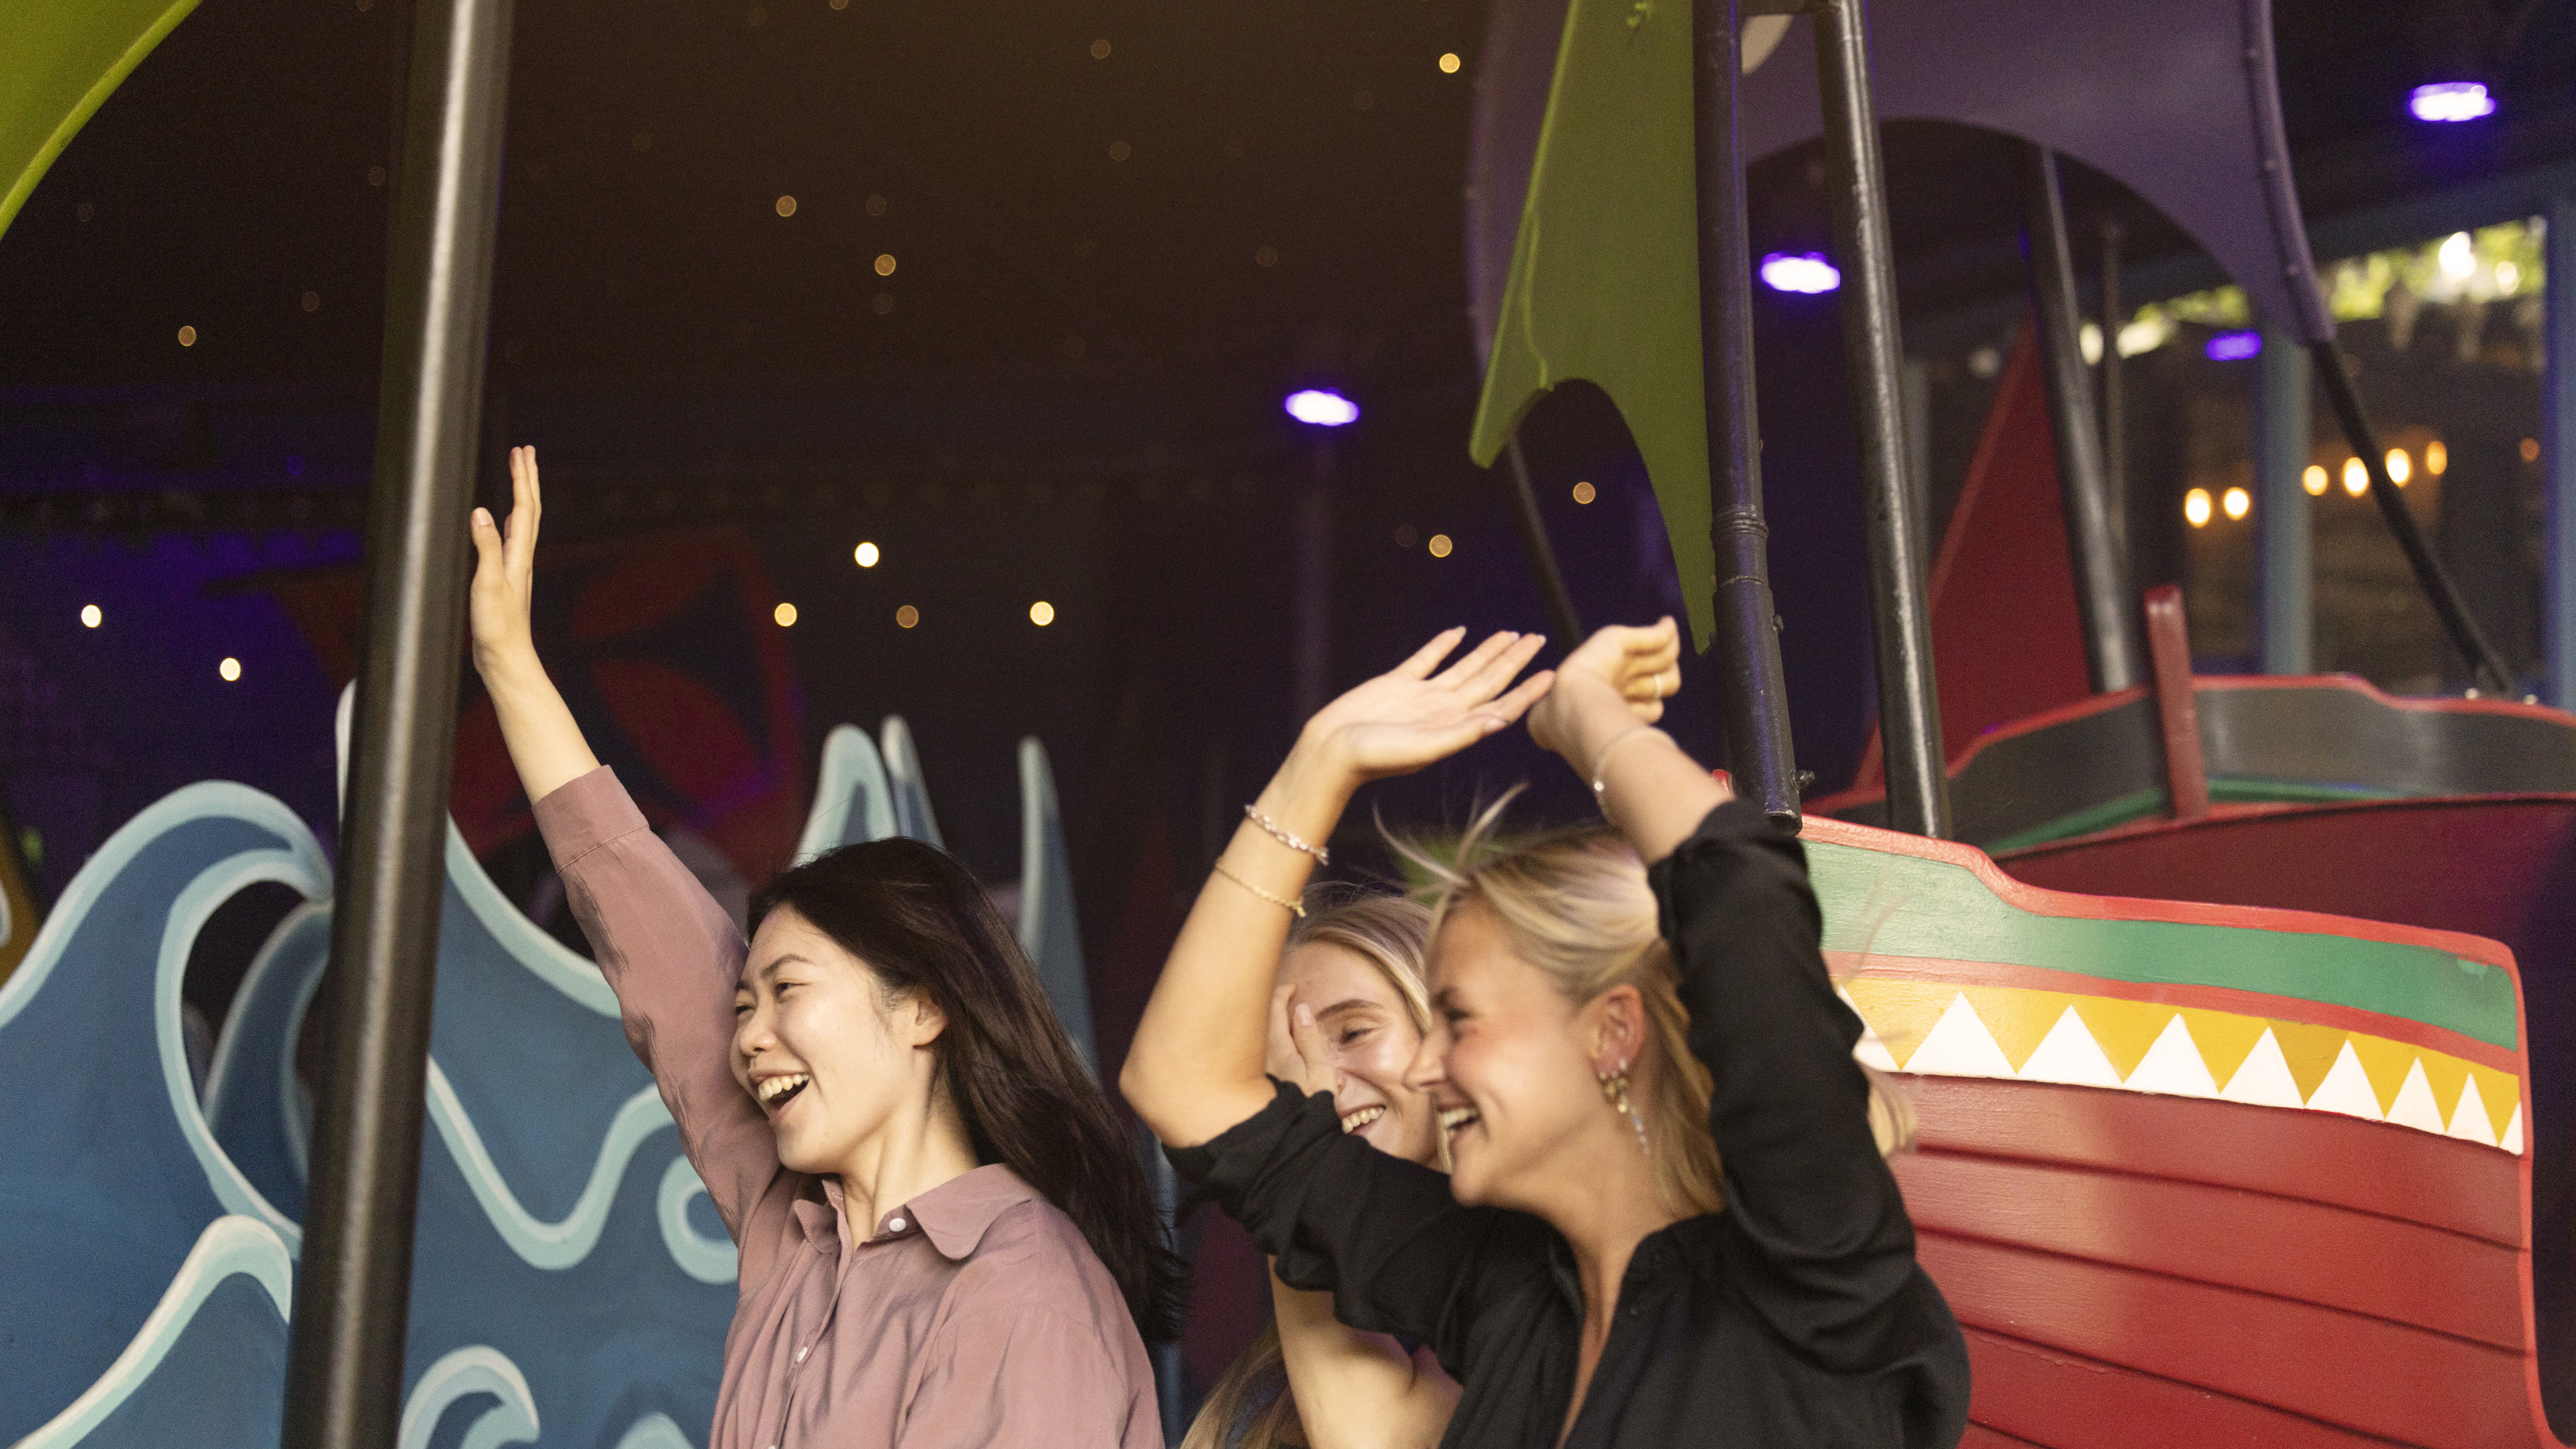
[1501,439,1585,647]
[2308,341,2517,696]
[282,0,513,1445]
[2020,144,2143,694]
[1809,0,1948,837]
[1690,0,1802,827]
[2098,217,2126,535]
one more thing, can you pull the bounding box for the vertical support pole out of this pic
[2098,219,2127,536]
[2141,584,2212,820]
[1809,0,1948,837]
[281,2,513,1446]
[2021,144,2144,694]
[1501,439,1585,646]
[1292,445,1334,720]
[1690,0,1803,826]
[2548,194,2576,709]
[2256,328,2314,674]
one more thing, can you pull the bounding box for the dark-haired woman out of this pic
[468,446,1175,1449]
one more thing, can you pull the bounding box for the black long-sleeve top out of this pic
[1168,800,1970,1448]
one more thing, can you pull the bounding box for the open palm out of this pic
[1303,628,1554,782]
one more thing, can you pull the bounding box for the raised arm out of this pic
[468,447,780,1246]
[1120,628,1552,1148]
[1538,621,1921,1360]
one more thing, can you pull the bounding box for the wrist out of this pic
[1259,740,1357,843]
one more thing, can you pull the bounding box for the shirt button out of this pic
[888,1217,906,1232]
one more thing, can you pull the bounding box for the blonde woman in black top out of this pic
[1122,622,1966,1449]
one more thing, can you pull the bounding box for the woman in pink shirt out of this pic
[466,447,1177,1449]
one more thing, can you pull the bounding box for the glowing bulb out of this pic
[2222,486,2250,521]
[219,657,242,682]
[2439,232,2475,282]
[774,602,798,627]
[2385,448,2411,486]
[1427,533,1454,557]
[2498,261,2520,294]
[2342,458,2369,496]
[79,604,101,628]
[854,541,880,568]
[1285,388,1360,426]
[2302,464,2329,496]
[1090,38,1111,58]
[177,325,197,347]
[2525,437,2543,464]
[775,195,797,217]
[2408,82,2495,123]
[2184,489,2212,527]
[1758,252,1839,294]
[1571,481,1597,504]
[2204,331,2261,362]
[1438,52,1461,72]
[875,254,898,276]
[896,604,920,629]
[1030,600,1055,626]
[2426,440,2448,475]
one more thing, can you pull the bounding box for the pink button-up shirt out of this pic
[537,767,1162,1449]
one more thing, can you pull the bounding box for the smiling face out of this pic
[1278,941,1440,1167]
[732,905,944,1177]
[1407,903,1613,1211]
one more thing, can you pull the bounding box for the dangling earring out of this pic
[1597,1063,1652,1157]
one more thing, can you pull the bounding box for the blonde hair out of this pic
[1181,891,1434,1449]
[1402,792,1913,1220]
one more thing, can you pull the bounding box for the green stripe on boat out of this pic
[1807,841,2518,1050]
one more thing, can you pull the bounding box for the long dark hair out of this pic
[749,837,1183,1340]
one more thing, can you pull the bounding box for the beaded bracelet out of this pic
[1243,804,1330,865]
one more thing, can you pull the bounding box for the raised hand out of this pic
[467,445,543,678]
[1527,617,1680,759]
[1297,627,1554,786]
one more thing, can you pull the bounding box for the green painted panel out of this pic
[1807,839,2520,1051]
[1466,0,1717,649]
[1,0,201,241]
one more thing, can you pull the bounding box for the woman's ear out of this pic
[1589,983,1646,1073]
[904,993,951,1048]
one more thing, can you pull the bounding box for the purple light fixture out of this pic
[1758,252,1841,294]
[2408,81,2496,122]
[1284,388,1360,427]
[2204,331,2262,362]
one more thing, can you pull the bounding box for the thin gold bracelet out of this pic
[1212,859,1305,918]
[1589,725,1670,798]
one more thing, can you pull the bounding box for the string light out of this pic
[2385,448,2412,486]
[1285,389,1359,426]
[1030,601,1056,626]
[773,602,798,627]
[80,604,101,628]
[2342,458,2369,496]
[854,541,880,567]
[1572,481,1596,504]
[1255,245,1279,268]
[177,325,197,347]
[2184,489,2212,527]
[896,604,920,629]
[2426,440,2449,475]
[1090,38,1111,58]
[875,254,898,276]
[775,195,797,217]
[2222,487,2250,521]
[2526,438,2544,464]
[1438,52,1462,72]
[2302,464,2328,496]
[219,657,242,682]
[1758,252,1839,294]
[1428,533,1454,557]
[2409,82,2495,123]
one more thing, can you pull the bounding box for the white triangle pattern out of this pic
[1864,989,2522,1154]
[1903,994,2018,1080]
[2306,1042,2385,1121]
[2121,1014,2219,1099]
[2018,1006,2124,1088]
[2382,1061,2446,1133]
[2449,1075,2498,1146]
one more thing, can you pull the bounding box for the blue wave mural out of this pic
[5,711,1093,1449]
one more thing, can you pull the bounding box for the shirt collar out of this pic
[790,1165,1038,1260]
